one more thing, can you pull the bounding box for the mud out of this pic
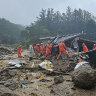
[54,76,64,84]
[0,48,96,96]
[52,58,77,73]
[51,75,96,96]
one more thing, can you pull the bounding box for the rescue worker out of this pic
[46,41,52,60]
[71,37,79,52]
[93,44,96,50]
[34,44,40,57]
[17,45,22,57]
[40,43,45,56]
[29,44,34,61]
[82,43,88,52]
[55,40,70,60]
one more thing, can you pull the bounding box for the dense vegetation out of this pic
[0,18,24,44]
[1,7,96,47]
[21,7,96,46]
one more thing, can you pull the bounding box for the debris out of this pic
[22,80,33,84]
[31,72,41,79]
[85,49,96,68]
[39,60,53,71]
[22,80,33,88]
[71,64,96,89]
[29,93,38,96]
[0,85,19,96]
[39,79,52,82]
[54,76,64,84]
[8,59,27,68]
[0,47,12,55]
[8,70,17,77]
[0,70,13,80]
[40,56,46,60]
[74,61,89,70]
[22,83,27,88]
[52,58,76,73]
[0,69,18,80]
[4,80,19,90]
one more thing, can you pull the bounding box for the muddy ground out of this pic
[0,48,96,96]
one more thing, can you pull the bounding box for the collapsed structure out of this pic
[40,32,96,68]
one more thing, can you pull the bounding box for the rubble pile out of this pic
[52,58,77,73]
[71,64,96,89]
[0,44,96,95]
[51,77,75,96]
[0,85,19,96]
[4,80,20,90]
[0,69,17,80]
[0,47,12,55]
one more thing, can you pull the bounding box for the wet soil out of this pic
[0,49,96,96]
[52,58,77,73]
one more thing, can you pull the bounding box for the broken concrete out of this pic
[71,64,96,89]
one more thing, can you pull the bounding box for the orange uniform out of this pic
[82,43,88,52]
[40,44,45,56]
[34,44,40,57]
[46,41,52,60]
[56,40,70,60]
[34,44,39,52]
[17,45,22,57]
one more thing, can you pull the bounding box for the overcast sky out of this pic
[0,0,96,25]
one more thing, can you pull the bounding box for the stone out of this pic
[54,76,64,84]
[8,70,17,77]
[71,64,96,89]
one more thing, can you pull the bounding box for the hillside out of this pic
[0,18,24,44]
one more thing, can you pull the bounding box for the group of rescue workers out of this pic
[34,40,70,60]
[17,40,96,60]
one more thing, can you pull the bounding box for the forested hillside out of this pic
[0,18,24,44]
[21,7,96,45]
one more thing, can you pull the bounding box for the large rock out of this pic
[71,64,96,89]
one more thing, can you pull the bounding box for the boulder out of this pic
[71,64,96,89]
